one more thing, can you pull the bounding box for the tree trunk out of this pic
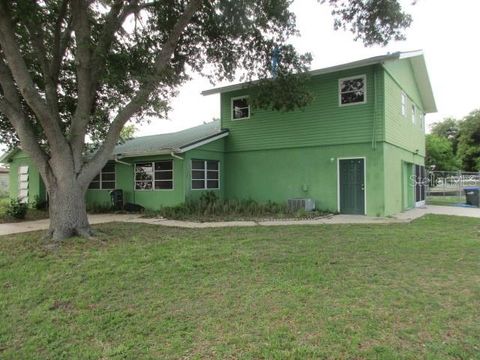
[48,182,92,241]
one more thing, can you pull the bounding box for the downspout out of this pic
[170,151,184,160]
[372,66,378,150]
[114,155,131,166]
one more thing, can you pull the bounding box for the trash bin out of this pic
[110,189,124,210]
[464,187,479,206]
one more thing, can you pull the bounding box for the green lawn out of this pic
[426,196,466,206]
[1,215,479,359]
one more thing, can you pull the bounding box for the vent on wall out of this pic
[287,198,315,212]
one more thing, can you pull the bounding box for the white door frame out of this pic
[337,157,367,215]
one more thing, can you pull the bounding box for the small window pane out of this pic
[155,171,173,180]
[207,171,218,180]
[155,161,172,171]
[192,170,205,180]
[207,180,219,189]
[102,173,115,181]
[192,160,205,170]
[155,181,173,189]
[103,163,115,172]
[89,181,100,189]
[136,181,153,190]
[232,98,250,119]
[340,77,365,105]
[192,180,205,189]
[101,181,115,189]
[136,163,153,180]
[92,174,100,181]
[207,161,219,170]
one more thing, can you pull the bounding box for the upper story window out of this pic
[89,162,115,190]
[192,160,220,190]
[135,160,173,190]
[401,92,407,117]
[231,96,250,120]
[411,104,416,124]
[339,75,366,106]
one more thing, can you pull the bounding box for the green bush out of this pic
[6,198,28,219]
[146,191,332,221]
[32,195,48,210]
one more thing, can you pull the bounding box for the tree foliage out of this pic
[425,134,459,171]
[0,0,413,239]
[457,109,480,171]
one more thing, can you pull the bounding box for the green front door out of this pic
[339,158,365,215]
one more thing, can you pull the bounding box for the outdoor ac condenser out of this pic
[287,198,315,212]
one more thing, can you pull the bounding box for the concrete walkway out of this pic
[0,205,478,236]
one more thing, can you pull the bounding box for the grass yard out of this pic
[426,195,467,206]
[0,215,479,359]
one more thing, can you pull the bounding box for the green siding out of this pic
[8,151,45,205]
[383,142,424,215]
[224,143,385,216]
[383,59,424,109]
[384,70,426,155]
[221,65,385,152]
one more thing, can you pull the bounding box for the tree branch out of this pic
[50,0,72,82]
[0,0,69,155]
[0,57,53,186]
[78,0,203,186]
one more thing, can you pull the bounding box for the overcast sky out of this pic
[135,0,480,137]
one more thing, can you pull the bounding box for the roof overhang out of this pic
[201,50,436,113]
[115,129,229,159]
[0,148,21,163]
[403,55,437,113]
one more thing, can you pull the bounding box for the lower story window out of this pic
[135,160,173,190]
[192,160,219,189]
[89,162,116,190]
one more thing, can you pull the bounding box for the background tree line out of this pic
[426,109,480,172]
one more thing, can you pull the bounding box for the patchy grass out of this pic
[144,194,334,221]
[426,195,472,207]
[0,215,479,359]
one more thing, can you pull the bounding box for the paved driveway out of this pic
[0,205,478,236]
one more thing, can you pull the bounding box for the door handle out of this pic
[361,184,365,191]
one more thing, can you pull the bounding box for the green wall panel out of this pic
[223,143,385,216]
[383,142,424,215]
[220,65,385,153]
[8,151,45,205]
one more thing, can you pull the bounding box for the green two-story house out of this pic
[1,50,436,216]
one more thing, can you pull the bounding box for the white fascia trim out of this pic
[178,131,229,153]
[201,52,404,96]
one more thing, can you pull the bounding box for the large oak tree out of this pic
[0,0,411,240]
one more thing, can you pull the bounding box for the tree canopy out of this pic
[427,110,480,172]
[0,0,413,239]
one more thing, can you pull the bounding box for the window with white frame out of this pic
[135,160,173,190]
[231,97,250,120]
[89,162,116,190]
[401,92,407,117]
[339,75,366,105]
[191,160,219,190]
[18,165,28,203]
[411,104,416,124]
[420,113,425,129]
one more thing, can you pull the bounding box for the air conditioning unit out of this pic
[288,198,315,212]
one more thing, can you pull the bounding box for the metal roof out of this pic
[201,50,437,113]
[113,120,228,158]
